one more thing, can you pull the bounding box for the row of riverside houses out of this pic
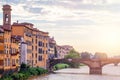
[0,4,74,76]
[0,4,49,76]
[48,38,74,59]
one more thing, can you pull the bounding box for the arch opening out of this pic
[102,63,120,75]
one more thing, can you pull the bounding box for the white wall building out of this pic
[57,45,74,59]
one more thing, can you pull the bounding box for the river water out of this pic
[31,64,120,80]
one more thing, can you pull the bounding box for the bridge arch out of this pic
[49,59,92,71]
[101,59,120,67]
[49,58,120,74]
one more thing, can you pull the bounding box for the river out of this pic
[31,64,120,80]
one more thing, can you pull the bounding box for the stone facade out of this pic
[48,37,57,59]
[57,45,74,59]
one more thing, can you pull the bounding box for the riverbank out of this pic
[0,67,48,80]
[28,74,49,80]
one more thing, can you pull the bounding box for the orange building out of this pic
[0,5,20,75]
[12,22,49,68]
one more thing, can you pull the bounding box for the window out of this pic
[36,39,37,44]
[12,59,15,66]
[8,58,10,66]
[7,50,8,54]
[0,60,4,66]
[5,14,9,23]
[36,35,37,38]
[38,41,42,46]
[32,38,34,43]
[16,59,18,64]
[38,56,42,61]
[36,54,37,58]
[36,60,37,63]
[32,53,34,58]
[32,46,34,50]
[38,48,42,54]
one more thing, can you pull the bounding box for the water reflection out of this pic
[31,64,120,80]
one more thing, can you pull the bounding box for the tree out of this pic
[80,52,92,59]
[65,49,80,59]
[94,52,108,59]
[64,49,80,68]
[54,46,58,58]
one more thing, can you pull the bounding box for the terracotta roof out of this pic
[12,22,49,34]
[12,22,33,27]
[21,22,34,26]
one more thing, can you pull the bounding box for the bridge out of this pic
[49,58,120,74]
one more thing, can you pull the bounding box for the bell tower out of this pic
[2,5,12,29]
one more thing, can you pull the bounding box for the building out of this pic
[57,45,74,59]
[48,37,57,59]
[12,21,49,69]
[0,4,50,76]
[0,5,20,75]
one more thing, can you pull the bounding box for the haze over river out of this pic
[31,64,120,80]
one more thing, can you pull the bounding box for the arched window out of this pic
[5,14,9,23]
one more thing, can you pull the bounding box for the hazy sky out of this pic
[0,0,120,56]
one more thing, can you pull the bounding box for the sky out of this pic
[0,0,120,56]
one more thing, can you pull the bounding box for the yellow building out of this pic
[0,5,20,75]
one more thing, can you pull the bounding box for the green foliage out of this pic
[54,63,69,70]
[0,64,48,80]
[68,62,80,68]
[28,67,38,75]
[94,52,108,59]
[65,49,80,59]
[36,67,48,75]
[79,63,85,66]
[20,63,30,71]
[0,76,12,80]
[80,52,91,59]
[12,73,26,80]
[64,50,81,68]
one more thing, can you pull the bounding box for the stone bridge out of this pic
[49,58,120,74]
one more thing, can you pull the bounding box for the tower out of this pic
[2,5,12,30]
